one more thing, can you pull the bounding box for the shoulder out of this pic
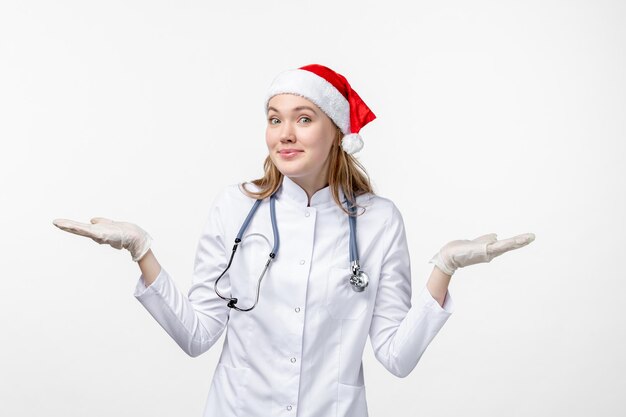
[351,193,407,251]
[203,182,261,225]
[356,192,402,220]
[204,182,262,232]
[213,181,261,205]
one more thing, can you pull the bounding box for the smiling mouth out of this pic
[278,150,303,158]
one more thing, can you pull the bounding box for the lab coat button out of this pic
[286,405,293,411]
[304,211,310,217]
[299,259,305,265]
[294,307,300,313]
[290,357,296,363]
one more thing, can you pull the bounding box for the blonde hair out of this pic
[240,127,374,216]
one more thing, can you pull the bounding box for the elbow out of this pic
[185,346,204,358]
[182,330,223,358]
[392,369,411,379]
[183,339,213,358]
[387,363,414,379]
[183,319,226,358]
[376,351,422,379]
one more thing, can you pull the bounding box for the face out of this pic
[266,94,338,187]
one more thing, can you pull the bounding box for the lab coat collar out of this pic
[276,175,346,209]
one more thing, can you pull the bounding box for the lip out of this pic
[278,149,304,159]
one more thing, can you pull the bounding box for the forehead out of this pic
[267,93,321,112]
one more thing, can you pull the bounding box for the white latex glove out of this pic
[52,217,153,262]
[428,232,535,276]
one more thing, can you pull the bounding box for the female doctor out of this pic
[53,64,535,417]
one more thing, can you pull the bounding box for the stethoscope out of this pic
[214,193,369,312]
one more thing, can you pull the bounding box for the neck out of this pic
[288,174,329,206]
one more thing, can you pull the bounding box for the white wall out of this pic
[1,0,624,415]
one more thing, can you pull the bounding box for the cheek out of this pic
[265,130,275,148]
[265,131,280,163]
[320,128,336,154]
[307,126,334,149]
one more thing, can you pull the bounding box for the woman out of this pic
[53,64,535,417]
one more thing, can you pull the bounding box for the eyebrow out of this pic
[267,105,318,115]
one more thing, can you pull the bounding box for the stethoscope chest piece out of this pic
[350,270,369,292]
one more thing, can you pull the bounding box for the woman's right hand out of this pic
[52,217,153,262]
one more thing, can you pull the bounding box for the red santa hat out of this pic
[265,64,376,154]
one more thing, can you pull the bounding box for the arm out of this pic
[427,265,452,308]
[133,191,231,357]
[138,249,161,286]
[368,203,454,378]
[52,193,232,358]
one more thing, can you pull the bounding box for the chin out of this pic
[274,162,305,176]
[278,168,304,178]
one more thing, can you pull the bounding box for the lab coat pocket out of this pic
[205,362,250,417]
[326,267,369,320]
[337,382,368,417]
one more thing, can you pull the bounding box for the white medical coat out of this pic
[134,175,454,417]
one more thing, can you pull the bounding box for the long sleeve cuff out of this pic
[134,266,168,298]
[420,284,455,315]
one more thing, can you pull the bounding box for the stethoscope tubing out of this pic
[214,193,368,312]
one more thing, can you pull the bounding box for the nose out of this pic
[280,121,296,143]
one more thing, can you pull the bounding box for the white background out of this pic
[1,0,624,416]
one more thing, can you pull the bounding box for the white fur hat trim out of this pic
[265,69,351,135]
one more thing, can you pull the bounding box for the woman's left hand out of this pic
[428,233,536,276]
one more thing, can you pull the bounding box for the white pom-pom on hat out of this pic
[341,133,364,154]
[265,64,375,154]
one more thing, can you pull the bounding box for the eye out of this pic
[268,117,280,125]
[299,116,312,123]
